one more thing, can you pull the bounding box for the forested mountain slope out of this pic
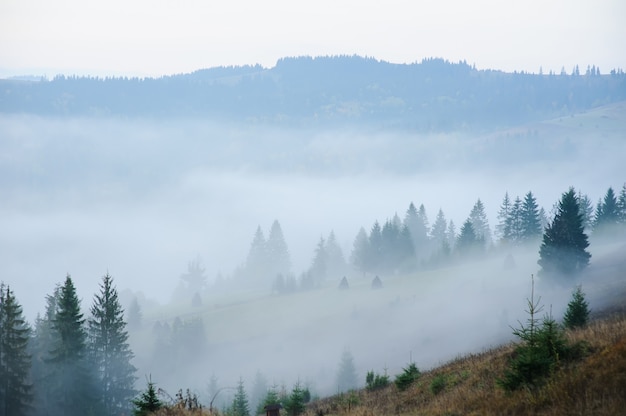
[2,56,625,131]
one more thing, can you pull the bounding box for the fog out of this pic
[1,114,625,404]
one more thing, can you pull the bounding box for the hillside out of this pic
[306,312,626,416]
[2,56,625,131]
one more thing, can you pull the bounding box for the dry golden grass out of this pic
[305,313,626,416]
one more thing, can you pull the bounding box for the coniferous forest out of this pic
[2,57,626,415]
[2,181,625,415]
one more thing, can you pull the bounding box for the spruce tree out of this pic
[430,208,448,248]
[89,273,137,416]
[257,386,281,416]
[283,381,306,416]
[538,188,591,278]
[132,378,163,416]
[594,187,620,232]
[563,285,590,329]
[0,284,33,416]
[468,198,492,247]
[231,377,250,416]
[456,219,481,257]
[266,220,292,277]
[520,191,542,241]
[505,196,523,243]
[49,275,99,416]
[30,285,61,415]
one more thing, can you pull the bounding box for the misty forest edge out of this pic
[1,183,625,416]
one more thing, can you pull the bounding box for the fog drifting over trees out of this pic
[1,59,625,411]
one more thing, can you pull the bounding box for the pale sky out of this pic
[1,0,625,78]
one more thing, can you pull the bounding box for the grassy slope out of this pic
[305,240,626,416]
[306,313,626,416]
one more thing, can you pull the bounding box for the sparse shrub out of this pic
[394,363,420,391]
[174,389,203,411]
[365,370,390,391]
[563,285,590,329]
[430,374,447,395]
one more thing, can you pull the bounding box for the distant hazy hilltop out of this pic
[1,55,625,131]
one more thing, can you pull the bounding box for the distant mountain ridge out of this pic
[1,55,625,131]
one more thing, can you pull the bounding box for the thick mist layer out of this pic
[1,113,625,404]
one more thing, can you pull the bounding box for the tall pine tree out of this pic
[231,377,251,416]
[538,188,591,278]
[0,284,33,416]
[456,219,482,257]
[469,199,492,247]
[89,273,137,416]
[520,191,542,242]
[594,187,620,232]
[49,275,99,416]
[30,285,61,415]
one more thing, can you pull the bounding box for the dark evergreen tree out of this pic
[257,385,280,416]
[594,187,620,231]
[538,188,591,277]
[538,207,549,232]
[283,381,306,416]
[30,285,61,415]
[132,378,163,416]
[88,273,137,416]
[48,275,99,416]
[563,285,590,329]
[504,196,523,243]
[520,191,542,241]
[499,276,582,391]
[336,349,358,392]
[0,284,33,416]
[350,227,370,276]
[456,219,482,257]
[231,377,250,416]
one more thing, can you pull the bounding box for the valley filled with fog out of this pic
[1,106,625,406]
